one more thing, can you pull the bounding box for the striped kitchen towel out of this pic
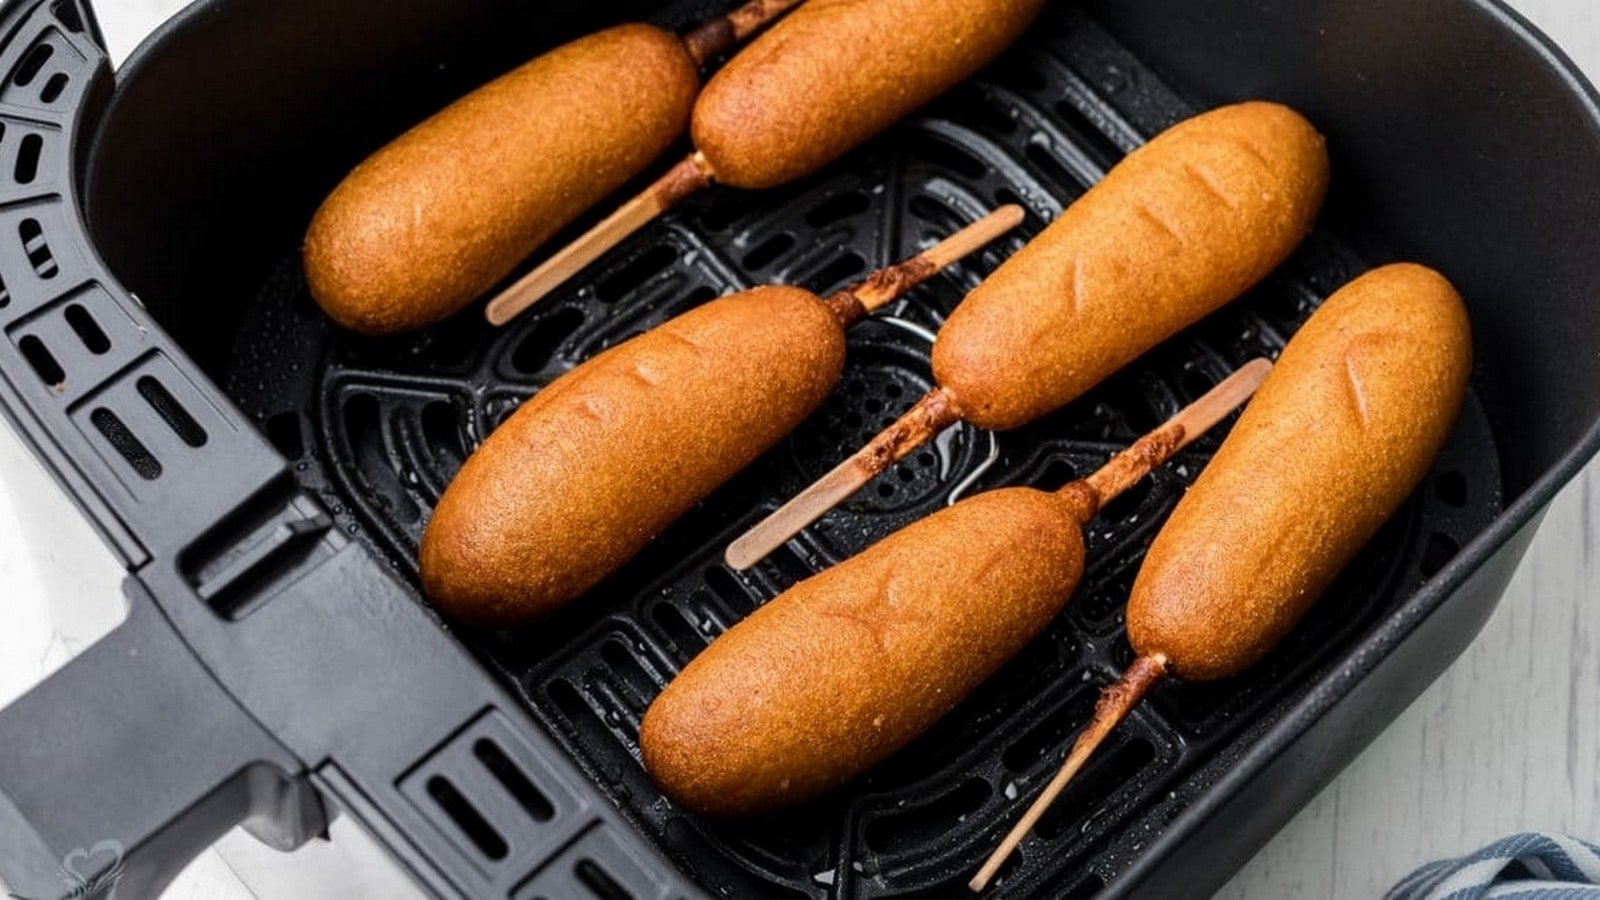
[1388,833,1600,899]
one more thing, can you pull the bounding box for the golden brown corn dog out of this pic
[421,208,1023,626]
[641,361,1272,818]
[972,263,1472,890]
[692,0,1047,190]
[486,0,1046,321]
[304,1,803,336]
[1129,263,1472,679]
[726,101,1329,569]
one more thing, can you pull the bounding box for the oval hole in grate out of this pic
[994,60,1048,94]
[943,87,1020,136]
[473,738,555,822]
[907,194,964,235]
[1052,100,1127,167]
[137,376,207,447]
[14,133,40,184]
[1002,688,1098,773]
[575,858,634,900]
[63,303,108,354]
[1178,365,1216,400]
[600,638,658,702]
[264,411,304,459]
[424,775,507,861]
[1024,140,1083,193]
[863,777,991,854]
[18,334,62,386]
[703,566,755,615]
[906,134,987,180]
[420,400,466,475]
[1035,737,1156,840]
[39,73,67,104]
[1098,475,1152,523]
[1420,532,1460,578]
[806,191,871,228]
[511,307,584,373]
[1032,458,1077,491]
[548,678,589,721]
[12,42,52,87]
[90,407,160,480]
[811,251,867,292]
[1435,470,1467,508]
[19,218,56,278]
[741,232,795,271]
[595,244,676,303]
[652,603,707,655]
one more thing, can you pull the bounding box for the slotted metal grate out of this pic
[223,5,1502,896]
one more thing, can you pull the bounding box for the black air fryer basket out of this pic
[0,0,1597,897]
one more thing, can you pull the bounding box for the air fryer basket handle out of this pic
[0,583,321,900]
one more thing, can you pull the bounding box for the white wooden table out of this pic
[0,1,1595,896]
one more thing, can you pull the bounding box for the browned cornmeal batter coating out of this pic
[304,24,698,335]
[933,102,1330,431]
[420,286,844,626]
[691,0,1045,190]
[1128,264,1472,681]
[641,487,1084,818]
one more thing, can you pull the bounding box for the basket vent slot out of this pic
[511,307,584,373]
[426,775,508,861]
[811,251,867,292]
[806,191,871,228]
[594,244,675,303]
[137,375,207,447]
[39,72,67,103]
[91,407,160,480]
[14,133,40,184]
[18,334,61,386]
[574,859,633,900]
[474,738,554,822]
[19,217,56,278]
[741,231,795,270]
[64,303,107,354]
[11,43,51,87]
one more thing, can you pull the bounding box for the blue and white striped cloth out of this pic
[1388,833,1600,900]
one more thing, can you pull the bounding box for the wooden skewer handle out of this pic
[1066,358,1271,517]
[725,387,961,570]
[682,0,804,64]
[485,152,715,326]
[825,204,1024,325]
[969,655,1169,893]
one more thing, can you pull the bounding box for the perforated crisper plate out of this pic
[223,5,1502,897]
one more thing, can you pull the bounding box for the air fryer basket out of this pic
[0,0,1596,898]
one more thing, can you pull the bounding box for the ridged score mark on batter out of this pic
[1135,199,1187,247]
[1343,353,1372,430]
[1069,256,1086,315]
[1183,161,1241,210]
[1232,135,1275,171]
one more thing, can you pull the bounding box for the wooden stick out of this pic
[969,655,1169,892]
[724,387,961,570]
[825,204,1024,325]
[681,0,805,65]
[485,152,716,326]
[967,361,1272,891]
[1066,358,1273,516]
